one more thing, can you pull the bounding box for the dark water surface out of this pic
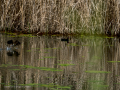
[0,33,120,90]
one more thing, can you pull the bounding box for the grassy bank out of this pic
[0,0,119,35]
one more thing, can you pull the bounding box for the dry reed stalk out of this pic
[0,0,119,34]
[105,0,119,35]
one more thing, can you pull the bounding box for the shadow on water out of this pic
[0,34,120,90]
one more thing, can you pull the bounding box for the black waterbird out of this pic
[7,40,21,46]
[7,40,13,45]
[14,40,21,46]
[61,37,69,43]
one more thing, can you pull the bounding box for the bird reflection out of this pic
[7,40,21,56]
[7,50,20,56]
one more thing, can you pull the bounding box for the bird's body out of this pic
[14,40,21,46]
[6,40,20,56]
[61,38,69,43]
[7,40,20,46]
[7,40,13,45]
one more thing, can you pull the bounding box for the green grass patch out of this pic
[58,64,75,66]
[51,35,56,36]
[18,65,62,71]
[40,67,62,71]
[0,64,9,67]
[105,36,114,38]
[92,56,101,59]
[18,83,71,89]
[115,83,120,84]
[8,36,16,37]
[108,61,120,63]
[26,50,31,52]
[0,83,5,85]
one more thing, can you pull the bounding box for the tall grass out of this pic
[0,0,119,35]
[105,0,119,35]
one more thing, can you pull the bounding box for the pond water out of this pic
[0,33,120,90]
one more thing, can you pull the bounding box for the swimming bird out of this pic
[7,40,13,45]
[14,40,21,46]
[7,40,21,46]
[61,37,69,43]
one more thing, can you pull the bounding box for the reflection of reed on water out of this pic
[1,36,120,90]
[7,40,21,56]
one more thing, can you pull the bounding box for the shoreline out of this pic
[0,30,116,38]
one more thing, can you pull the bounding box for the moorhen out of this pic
[61,37,69,43]
[7,40,13,45]
[14,40,21,46]
[7,40,21,46]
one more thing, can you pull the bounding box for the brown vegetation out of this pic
[0,0,120,35]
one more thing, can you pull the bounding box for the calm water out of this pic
[0,33,120,90]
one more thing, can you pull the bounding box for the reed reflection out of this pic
[0,35,119,90]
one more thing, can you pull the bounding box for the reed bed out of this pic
[0,0,119,35]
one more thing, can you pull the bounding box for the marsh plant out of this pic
[0,0,119,34]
